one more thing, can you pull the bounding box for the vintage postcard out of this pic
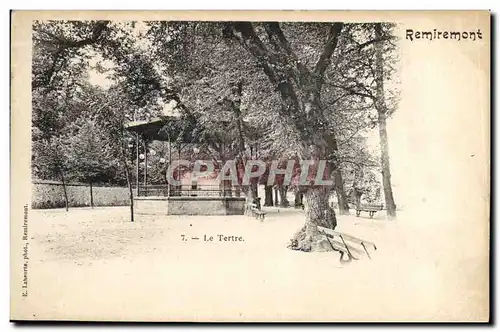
[10,10,490,322]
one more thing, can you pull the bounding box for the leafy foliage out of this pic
[62,117,116,184]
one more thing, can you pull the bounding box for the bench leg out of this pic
[339,235,358,261]
[340,251,353,263]
[322,231,352,264]
[361,242,372,260]
[369,211,374,218]
[356,210,360,217]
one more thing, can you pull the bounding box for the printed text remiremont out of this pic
[406,29,483,41]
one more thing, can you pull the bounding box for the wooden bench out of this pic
[355,204,384,218]
[318,226,377,263]
[249,203,266,221]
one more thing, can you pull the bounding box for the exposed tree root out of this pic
[288,226,333,252]
[288,187,339,252]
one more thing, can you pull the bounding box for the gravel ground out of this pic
[16,206,487,322]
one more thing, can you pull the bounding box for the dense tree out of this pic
[62,117,114,208]
[32,136,70,211]
[31,21,166,220]
[87,84,138,221]
[373,23,398,218]
[327,23,399,218]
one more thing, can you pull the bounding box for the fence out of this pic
[31,180,132,209]
[137,184,240,197]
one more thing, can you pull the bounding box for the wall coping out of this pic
[32,180,132,188]
[134,196,246,201]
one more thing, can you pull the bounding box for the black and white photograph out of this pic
[10,10,490,322]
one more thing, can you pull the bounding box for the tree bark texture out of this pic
[60,171,69,211]
[289,186,337,252]
[124,162,135,222]
[264,185,274,206]
[278,185,289,207]
[226,22,344,250]
[294,189,303,208]
[374,23,397,219]
[333,169,349,214]
[89,181,94,208]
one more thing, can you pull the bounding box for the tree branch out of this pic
[313,23,344,80]
[337,123,369,147]
[263,22,310,78]
[34,21,110,49]
[224,22,302,124]
[356,36,392,51]
[330,83,374,100]
[223,22,279,86]
[338,159,378,169]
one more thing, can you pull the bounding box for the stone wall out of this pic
[134,197,170,215]
[135,196,246,215]
[32,180,131,209]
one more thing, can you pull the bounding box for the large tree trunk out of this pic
[60,171,69,211]
[294,189,303,208]
[288,114,341,251]
[89,181,94,209]
[244,185,254,216]
[124,162,135,222]
[119,128,134,222]
[278,185,289,207]
[333,168,349,214]
[264,185,273,206]
[226,22,344,251]
[289,186,337,252]
[122,155,135,222]
[378,114,397,218]
[221,180,233,197]
[352,167,364,208]
[374,23,397,219]
[251,182,258,199]
[354,188,363,208]
[230,80,251,207]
